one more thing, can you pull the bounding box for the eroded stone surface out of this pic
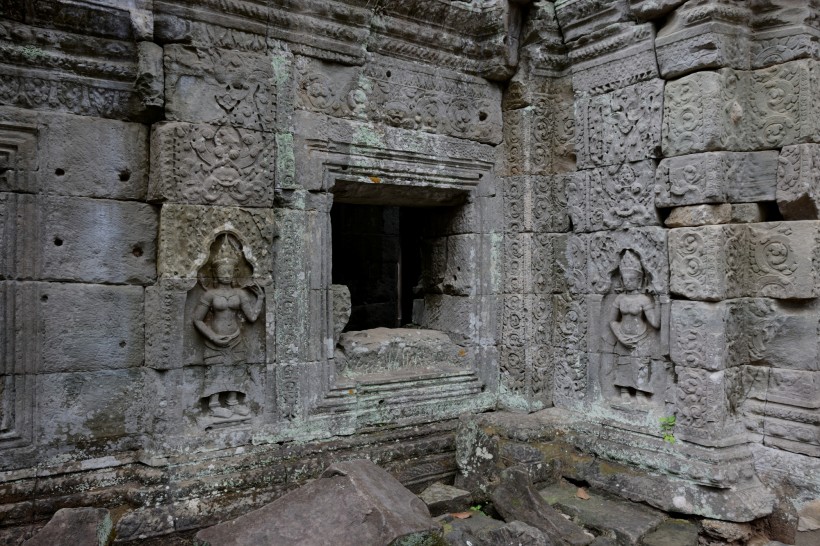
[418,482,472,517]
[23,508,112,546]
[194,459,440,546]
[492,467,594,546]
[539,481,667,544]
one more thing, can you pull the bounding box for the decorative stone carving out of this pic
[587,228,669,296]
[662,69,744,157]
[502,175,570,235]
[591,249,671,407]
[0,58,136,120]
[163,228,270,430]
[568,22,659,96]
[295,55,502,145]
[149,122,275,207]
[748,59,820,148]
[745,222,816,298]
[164,45,281,131]
[554,0,632,44]
[568,160,659,232]
[157,204,275,281]
[629,0,686,22]
[552,293,588,407]
[670,300,730,372]
[500,346,527,398]
[675,367,736,438]
[655,151,779,207]
[575,79,663,169]
[750,0,820,69]
[149,204,274,382]
[664,60,820,156]
[777,144,820,219]
[670,222,820,300]
[655,0,752,78]
[193,234,264,365]
[501,77,575,176]
[669,225,739,301]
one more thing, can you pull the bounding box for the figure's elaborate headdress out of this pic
[213,233,242,270]
[619,249,643,277]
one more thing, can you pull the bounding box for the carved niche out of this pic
[587,235,672,416]
[147,205,275,430]
[188,233,264,427]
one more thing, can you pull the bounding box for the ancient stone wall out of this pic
[0,0,818,541]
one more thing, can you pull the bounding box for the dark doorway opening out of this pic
[331,203,429,331]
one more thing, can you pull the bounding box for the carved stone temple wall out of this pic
[0,0,818,542]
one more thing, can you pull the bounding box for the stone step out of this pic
[539,481,670,545]
[641,519,699,546]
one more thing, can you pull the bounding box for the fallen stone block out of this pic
[641,519,698,546]
[477,520,551,546]
[418,482,472,517]
[491,467,593,546]
[24,507,113,546]
[437,511,505,546]
[539,481,667,545]
[194,459,441,546]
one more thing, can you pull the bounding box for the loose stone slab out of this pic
[491,467,593,546]
[194,459,440,546]
[337,328,468,376]
[641,519,698,546]
[664,204,732,227]
[539,481,667,545]
[418,482,472,517]
[23,507,113,546]
[437,511,506,546]
[478,521,551,546]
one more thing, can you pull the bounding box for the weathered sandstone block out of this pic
[567,160,659,232]
[576,79,663,168]
[149,121,275,207]
[664,60,820,156]
[655,151,779,207]
[655,0,751,78]
[670,222,820,300]
[777,144,820,219]
[665,204,732,227]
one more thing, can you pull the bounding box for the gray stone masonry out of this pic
[0,0,818,543]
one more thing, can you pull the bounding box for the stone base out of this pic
[0,420,462,542]
[456,409,776,523]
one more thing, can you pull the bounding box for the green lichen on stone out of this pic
[275,133,296,188]
[20,45,45,60]
[352,124,384,148]
[270,53,291,88]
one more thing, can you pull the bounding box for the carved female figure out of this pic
[608,249,660,400]
[194,233,264,419]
